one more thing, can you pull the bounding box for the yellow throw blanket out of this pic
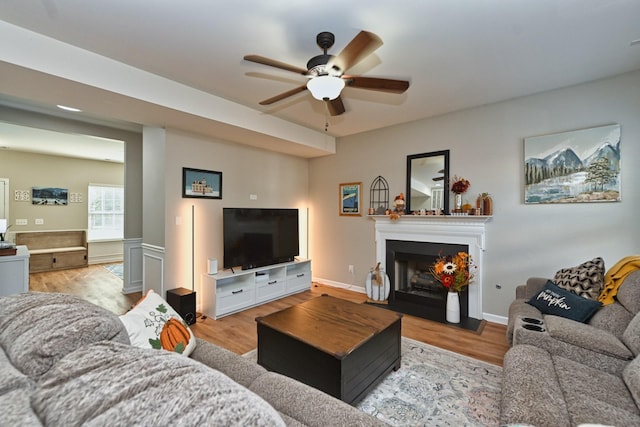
[598,255,640,305]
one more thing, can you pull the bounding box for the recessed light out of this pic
[56,104,82,112]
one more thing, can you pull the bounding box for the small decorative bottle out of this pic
[475,194,484,215]
[482,194,493,216]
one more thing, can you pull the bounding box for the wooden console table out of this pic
[256,295,402,404]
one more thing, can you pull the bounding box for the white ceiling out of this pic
[0,121,125,163]
[1,0,639,160]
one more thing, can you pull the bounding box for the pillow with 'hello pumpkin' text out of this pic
[119,289,196,356]
[527,281,602,323]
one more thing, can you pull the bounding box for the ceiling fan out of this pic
[243,30,410,116]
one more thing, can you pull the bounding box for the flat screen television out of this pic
[223,208,299,270]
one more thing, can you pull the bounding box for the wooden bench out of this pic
[15,230,88,273]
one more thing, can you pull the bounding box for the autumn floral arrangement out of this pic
[430,251,475,293]
[450,175,471,194]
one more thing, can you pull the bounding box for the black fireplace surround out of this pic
[385,239,478,328]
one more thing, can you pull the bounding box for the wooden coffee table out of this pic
[255,294,402,404]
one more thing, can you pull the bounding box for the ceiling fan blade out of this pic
[327,31,383,74]
[344,76,410,93]
[433,176,444,181]
[244,55,309,75]
[326,97,345,116]
[259,85,308,105]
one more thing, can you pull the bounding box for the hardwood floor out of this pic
[29,263,141,315]
[28,264,510,366]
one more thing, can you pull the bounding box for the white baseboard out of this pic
[312,277,366,294]
[122,283,142,294]
[483,313,508,325]
[89,255,123,265]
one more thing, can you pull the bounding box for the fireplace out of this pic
[386,240,469,323]
[372,216,489,325]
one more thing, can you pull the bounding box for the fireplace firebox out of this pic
[385,240,470,324]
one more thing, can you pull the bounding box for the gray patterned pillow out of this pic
[553,257,605,300]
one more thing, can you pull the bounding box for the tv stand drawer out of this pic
[257,279,285,303]
[217,285,255,317]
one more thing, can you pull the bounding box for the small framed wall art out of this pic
[182,167,222,199]
[339,182,362,216]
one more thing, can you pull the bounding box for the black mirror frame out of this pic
[405,150,450,214]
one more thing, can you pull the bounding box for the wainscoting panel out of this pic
[142,243,165,296]
[123,238,143,294]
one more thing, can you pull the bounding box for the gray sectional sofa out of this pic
[0,292,385,426]
[501,270,640,426]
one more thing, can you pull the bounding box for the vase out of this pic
[482,195,493,216]
[454,193,462,211]
[446,291,461,323]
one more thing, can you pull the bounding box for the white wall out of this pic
[309,71,640,319]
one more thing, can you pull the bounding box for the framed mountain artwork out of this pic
[524,124,621,204]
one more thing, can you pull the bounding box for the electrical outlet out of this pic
[35,218,44,225]
[250,194,258,200]
[348,265,354,274]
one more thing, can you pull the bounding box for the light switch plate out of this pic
[15,219,28,225]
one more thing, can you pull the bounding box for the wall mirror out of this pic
[406,150,450,214]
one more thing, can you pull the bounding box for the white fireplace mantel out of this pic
[371,215,490,319]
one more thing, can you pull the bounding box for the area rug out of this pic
[103,263,124,280]
[244,336,502,426]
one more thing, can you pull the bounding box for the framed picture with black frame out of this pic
[182,167,222,199]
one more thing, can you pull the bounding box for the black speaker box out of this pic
[166,288,196,325]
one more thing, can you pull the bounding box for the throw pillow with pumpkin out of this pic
[120,289,196,356]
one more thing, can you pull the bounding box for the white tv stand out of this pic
[201,259,311,319]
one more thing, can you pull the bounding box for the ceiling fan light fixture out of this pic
[307,75,345,101]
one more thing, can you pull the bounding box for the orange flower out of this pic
[441,275,453,288]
